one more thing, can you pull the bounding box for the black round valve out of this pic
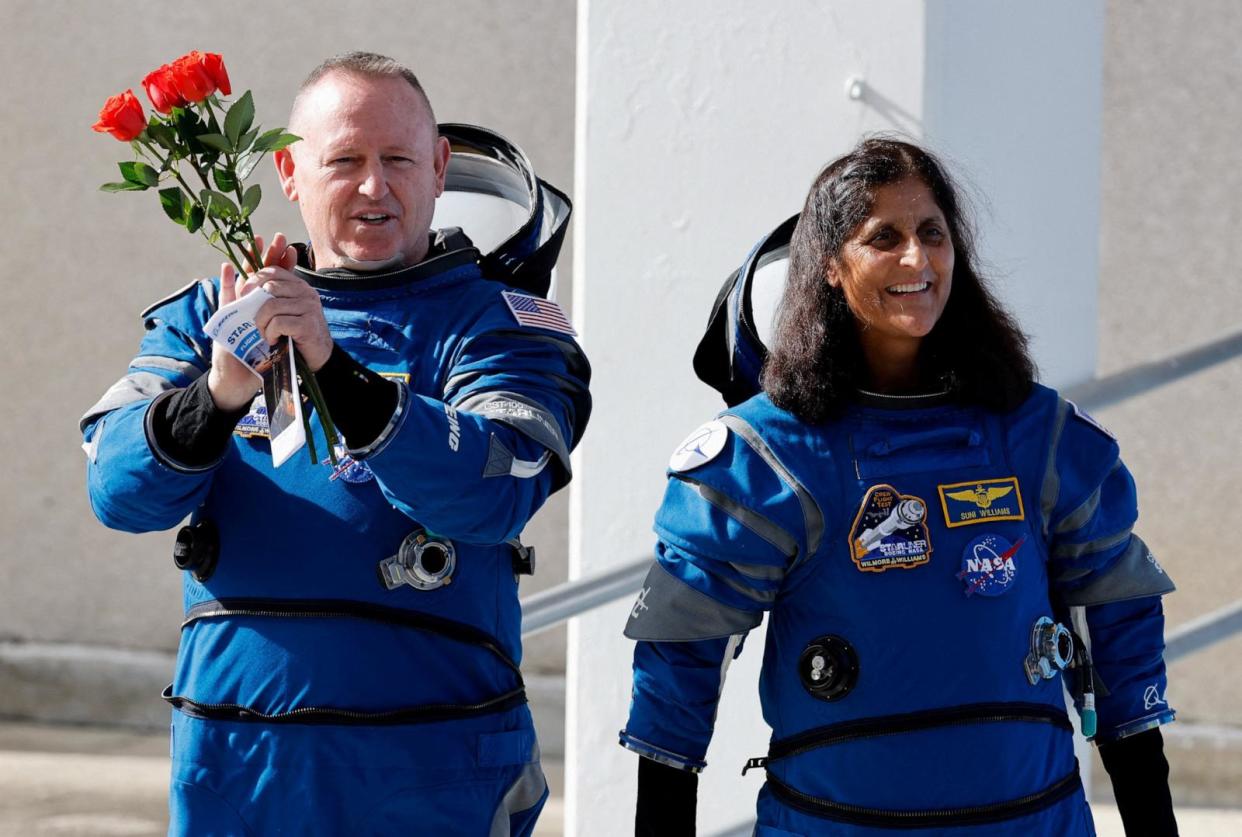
[798,634,859,702]
[173,519,219,583]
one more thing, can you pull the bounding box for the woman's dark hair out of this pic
[761,137,1036,422]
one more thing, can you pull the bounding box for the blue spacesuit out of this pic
[622,388,1174,834]
[81,220,590,833]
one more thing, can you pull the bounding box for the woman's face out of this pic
[830,177,955,358]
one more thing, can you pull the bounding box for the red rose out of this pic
[170,51,216,103]
[200,53,231,97]
[92,89,147,142]
[142,64,186,113]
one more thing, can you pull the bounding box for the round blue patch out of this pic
[956,533,1023,597]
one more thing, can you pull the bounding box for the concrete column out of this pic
[567,1,1102,833]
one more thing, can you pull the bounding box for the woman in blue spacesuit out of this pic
[621,138,1178,835]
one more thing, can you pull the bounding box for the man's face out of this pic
[276,71,450,270]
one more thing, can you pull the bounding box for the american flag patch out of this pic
[501,290,577,336]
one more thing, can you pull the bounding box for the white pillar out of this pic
[567,2,1102,834]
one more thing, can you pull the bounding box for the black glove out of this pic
[636,756,698,836]
[1098,727,1178,836]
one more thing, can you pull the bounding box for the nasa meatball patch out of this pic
[669,420,729,472]
[848,484,933,573]
[957,533,1024,597]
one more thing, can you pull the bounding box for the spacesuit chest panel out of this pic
[768,404,1058,725]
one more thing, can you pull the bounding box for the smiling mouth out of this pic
[886,281,931,295]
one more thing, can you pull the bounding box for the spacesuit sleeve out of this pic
[1043,398,1175,741]
[80,279,221,533]
[346,302,591,546]
[621,417,819,771]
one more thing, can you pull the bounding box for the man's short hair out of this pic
[294,51,436,124]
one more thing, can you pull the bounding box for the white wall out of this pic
[924,0,1104,388]
[567,1,1102,834]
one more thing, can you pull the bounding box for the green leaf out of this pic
[224,91,254,149]
[212,167,238,192]
[200,188,240,220]
[227,228,250,243]
[251,128,283,152]
[186,202,205,234]
[118,161,159,188]
[146,123,178,152]
[172,107,203,144]
[237,126,259,153]
[252,130,301,153]
[196,132,233,154]
[236,153,261,180]
[100,181,147,192]
[159,187,187,225]
[208,229,222,244]
[241,183,261,218]
[269,132,301,151]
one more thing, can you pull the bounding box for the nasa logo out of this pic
[847,484,933,573]
[669,420,729,472]
[957,533,1024,597]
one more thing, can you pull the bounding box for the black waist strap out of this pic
[766,762,1081,830]
[744,701,1072,774]
[183,597,522,677]
[163,684,528,726]
[173,597,525,726]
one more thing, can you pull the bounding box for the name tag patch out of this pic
[938,477,1024,527]
[849,484,932,573]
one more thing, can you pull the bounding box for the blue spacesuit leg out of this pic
[169,705,546,836]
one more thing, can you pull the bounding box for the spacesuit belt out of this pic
[765,762,1081,829]
[161,683,529,726]
[182,596,523,676]
[760,701,1072,767]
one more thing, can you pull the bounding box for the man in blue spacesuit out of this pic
[81,52,589,835]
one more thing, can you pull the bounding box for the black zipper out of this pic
[766,764,1081,829]
[162,684,528,726]
[752,701,1071,771]
[182,597,522,677]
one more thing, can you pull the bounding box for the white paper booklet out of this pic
[203,289,306,467]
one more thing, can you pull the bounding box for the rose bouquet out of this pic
[94,52,338,465]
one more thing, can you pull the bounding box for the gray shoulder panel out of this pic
[718,413,824,558]
[79,371,180,432]
[1039,398,1072,537]
[140,277,216,318]
[453,390,571,471]
[624,561,763,642]
[675,474,798,561]
[1058,535,1176,607]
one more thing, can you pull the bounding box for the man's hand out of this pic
[244,233,334,372]
[206,259,262,412]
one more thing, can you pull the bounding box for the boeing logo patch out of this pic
[631,586,651,619]
[938,477,1025,527]
[669,420,729,472]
